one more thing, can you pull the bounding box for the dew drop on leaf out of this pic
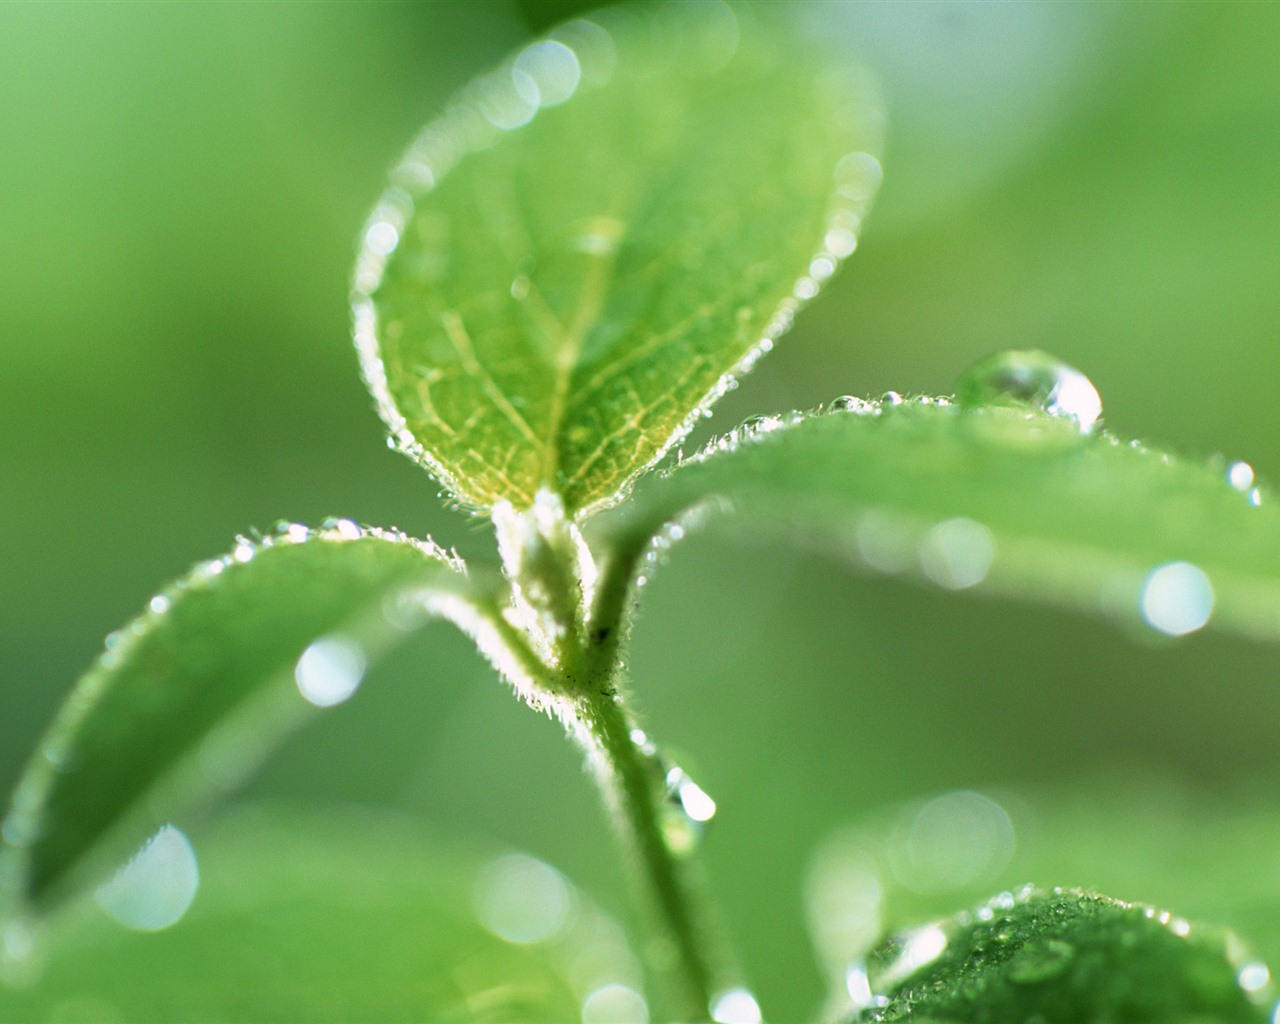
[1227,460,1256,492]
[94,825,199,932]
[955,349,1103,434]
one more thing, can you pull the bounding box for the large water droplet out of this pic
[1140,561,1214,636]
[294,636,367,708]
[95,825,199,932]
[955,350,1102,434]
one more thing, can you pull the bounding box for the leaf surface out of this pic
[355,1,882,516]
[598,400,1280,643]
[857,887,1270,1023]
[1,525,474,915]
[0,805,634,1022]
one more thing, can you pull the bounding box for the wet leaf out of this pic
[1,526,476,916]
[0,805,632,1023]
[600,400,1280,643]
[355,1,882,516]
[855,887,1270,1023]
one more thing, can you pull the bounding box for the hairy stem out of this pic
[569,529,725,1021]
[573,690,719,1022]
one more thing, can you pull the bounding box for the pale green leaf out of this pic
[597,400,1280,643]
[0,805,632,1022]
[355,1,882,516]
[1,525,475,916]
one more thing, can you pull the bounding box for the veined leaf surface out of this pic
[355,1,882,517]
[1,526,474,916]
[598,400,1280,643]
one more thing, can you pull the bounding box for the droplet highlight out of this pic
[711,987,762,1024]
[1140,561,1214,636]
[95,825,199,932]
[918,518,996,590]
[955,349,1102,434]
[581,982,649,1024]
[475,853,575,945]
[294,636,367,708]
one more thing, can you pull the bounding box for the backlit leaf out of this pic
[355,1,882,516]
[599,399,1280,643]
[1,525,476,916]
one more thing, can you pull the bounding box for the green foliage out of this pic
[4,2,1279,1022]
[0,806,594,1023]
[4,526,476,916]
[356,1,881,516]
[858,887,1270,1023]
[603,390,1278,643]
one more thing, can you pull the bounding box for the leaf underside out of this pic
[601,400,1280,643]
[2,527,466,915]
[355,1,882,517]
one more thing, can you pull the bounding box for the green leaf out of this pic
[0,804,638,1023]
[1,525,476,917]
[354,1,882,517]
[856,887,1271,1023]
[806,783,1280,1021]
[598,399,1280,643]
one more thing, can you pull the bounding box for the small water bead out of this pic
[1228,460,1256,492]
[826,395,875,415]
[955,349,1102,434]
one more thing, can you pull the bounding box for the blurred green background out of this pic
[4,1,1280,1018]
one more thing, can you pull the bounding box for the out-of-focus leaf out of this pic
[1,525,477,916]
[598,398,1280,643]
[355,0,882,516]
[854,887,1270,1023]
[0,804,640,1023]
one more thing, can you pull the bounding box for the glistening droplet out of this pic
[955,350,1102,434]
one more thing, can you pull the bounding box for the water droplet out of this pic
[232,543,254,564]
[826,395,874,415]
[667,766,717,823]
[918,518,996,590]
[321,517,363,540]
[955,350,1102,433]
[95,825,199,932]
[475,853,575,944]
[581,983,649,1024]
[794,276,819,301]
[880,390,904,407]
[513,39,581,108]
[294,636,367,708]
[510,274,530,299]
[1239,961,1272,993]
[711,987,762,1024]
[148,595,171,615]
[889,790,1014,894]
[1140,561,1214,636]
[1228,460,1256,492]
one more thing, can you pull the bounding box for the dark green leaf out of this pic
[855,887,1270,1023]
[355,1,882,515]
[600,400,1280,643]
[1,525,473,916]
[0,805,634,1022]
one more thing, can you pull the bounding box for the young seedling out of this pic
[4,3,1280,1021]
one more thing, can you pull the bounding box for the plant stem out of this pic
[574,690,719,1022]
